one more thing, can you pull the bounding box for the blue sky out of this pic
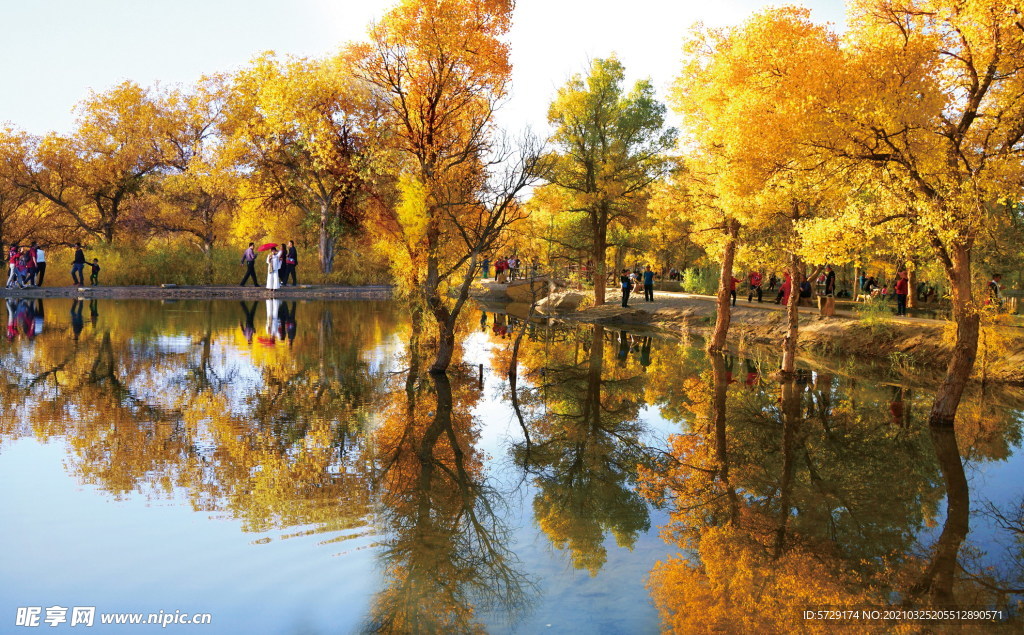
[0,0,848,135]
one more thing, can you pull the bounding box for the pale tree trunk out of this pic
[708,219,739,353]
[780,252,801,376]
[928,243,979,428]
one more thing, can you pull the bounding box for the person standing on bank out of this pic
[620,268,632,308]
[26,242,38,286]
[284,240,298,286]
[71,243,86,285]
[266,246,282,291]
[240,242,259,286]
[988,273,1003,307]
[34,244,46,286]
[747,271,763,303]
[643,265,655,302]
[88,258,101,285]
[6,244,18,288]
[895,270,909,316]
[824,265,836,296]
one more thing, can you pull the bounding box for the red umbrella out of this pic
[257,243,278,252]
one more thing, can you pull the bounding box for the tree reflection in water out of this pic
[364,311,533,633]
[2,300,1022,632]
[506,323,662,576]
[641,349,1023,633]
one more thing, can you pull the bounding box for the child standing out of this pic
[89,259,101,285]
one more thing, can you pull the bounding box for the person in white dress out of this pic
[266,246,281,290]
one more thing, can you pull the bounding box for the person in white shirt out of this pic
[34,245,46,286]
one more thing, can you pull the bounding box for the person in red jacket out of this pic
[779,272,792,307]
[747,271,763,303]
[895,270,909,316]
[730,275,741,306]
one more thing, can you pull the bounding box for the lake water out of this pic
[0,298,1021,633]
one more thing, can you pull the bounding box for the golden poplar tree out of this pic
[354,0,543,372]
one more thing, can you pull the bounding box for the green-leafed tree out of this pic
[546,56,676,304]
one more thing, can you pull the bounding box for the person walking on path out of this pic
[643,265,655,302]
[747,271,763,303]
[266,246,282,291]
[824,265,836,297]
[895,270,909,316]
[730,275,741,306]
[988,273,1003,308]
[481,257,490,279]
[71,243,86,285]
[283,240,298,286]
[620,269,632,308]
[88,259,101,285]
[34,244,46,286]
[6,244,18,288]
[240,242,260,286]
[26,243,38,286]
[14,248,31,288]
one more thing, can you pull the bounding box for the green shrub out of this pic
[856,298,894,336]
[680,268,718,295]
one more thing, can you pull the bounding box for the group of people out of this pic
[5,242,100,288]
[240,241,299,290]
[5,243,47,288]
[483,255,537,283]
[619,266,656,307]
[859,272,911,313]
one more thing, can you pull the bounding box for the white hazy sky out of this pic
[0,0,848,136]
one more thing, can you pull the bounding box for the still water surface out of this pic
[0,299,1021,633]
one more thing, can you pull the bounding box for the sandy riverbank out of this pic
[534,289,1024,385]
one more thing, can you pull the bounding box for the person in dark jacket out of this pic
[240,242,259,286]
[283,240,298,286]
[620,269,632,308]
[824,265,836,296]
[71,243,86,285]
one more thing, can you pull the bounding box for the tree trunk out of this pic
[708,220,739,353]
[780,252,801,376]
[907,264,917,309]
[593,225,608,305]
[928,244,979,428]
[319,202,335,274]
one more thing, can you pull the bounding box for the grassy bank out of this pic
[29,243,392,287]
